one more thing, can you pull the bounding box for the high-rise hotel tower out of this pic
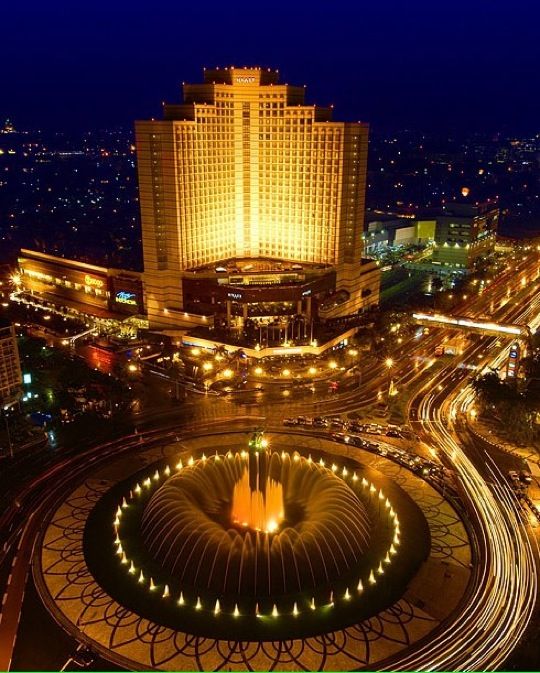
[136,67,379,330]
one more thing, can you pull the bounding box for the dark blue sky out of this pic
[2,0,539,135]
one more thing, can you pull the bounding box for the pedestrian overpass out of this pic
[412,312,531,338]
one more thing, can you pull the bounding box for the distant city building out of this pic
[17,249,145,327]
[431,202,499,269]
[136,66,380,330]
[0,119,16,134]
[363,214,431,254]
[364,203,498,272]
[0,324,22,406]
[363,214,436,255]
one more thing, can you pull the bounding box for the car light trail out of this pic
[392,379,537,671]
[389,293,539,671]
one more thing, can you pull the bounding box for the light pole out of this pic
[385,357,394,400]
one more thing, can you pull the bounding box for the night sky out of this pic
[2,0,539,135]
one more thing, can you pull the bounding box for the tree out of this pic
[472,372,509,408]
[472,371,539,444]
[431,276,444,292]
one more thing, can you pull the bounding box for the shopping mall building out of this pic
[16,249,145,329]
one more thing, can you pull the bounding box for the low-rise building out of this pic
[431,202,499,269]
[363,214,435,254]
[17,250,145,324]
[365,203,498,272]
[0,323,22,406]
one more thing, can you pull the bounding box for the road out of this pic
[379,279,539,670]
[1,248,539,670]
[161,247,540,424]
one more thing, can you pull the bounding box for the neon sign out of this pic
[84,274,104,288]
[115,291,137,306]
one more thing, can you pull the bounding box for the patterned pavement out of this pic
[35,433,471,671]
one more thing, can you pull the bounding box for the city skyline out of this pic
[2,0,540,134]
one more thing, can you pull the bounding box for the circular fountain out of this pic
[141,434,371,597]
[83,431,430,640]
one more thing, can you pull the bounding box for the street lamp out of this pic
[10,273,22,289]
[385,358,396,399]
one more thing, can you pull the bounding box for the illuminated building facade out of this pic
[136,67,380,329]
[431,203,499,269]
[17,250,145,321]
[0,324,22,405]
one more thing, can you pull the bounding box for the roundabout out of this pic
[35,427,472,670]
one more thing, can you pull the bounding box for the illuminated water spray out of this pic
[231,432,283,533]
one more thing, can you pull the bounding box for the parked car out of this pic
[348,422,363,433]
[326,416,345,428]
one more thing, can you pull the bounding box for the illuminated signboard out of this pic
[84,274,104,288]
[115,291,138,306]
[506,343,520,379]
[236,76,255,84]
